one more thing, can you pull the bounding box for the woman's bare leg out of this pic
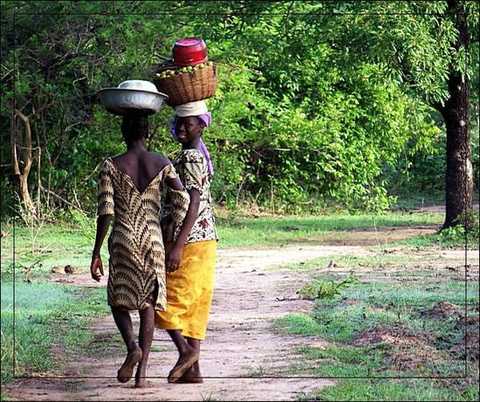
[167,330,191,355]
[166,330,198,382]
[111,307,142,383]
[135,303,155,388]
[186,337,200,353]
[179,337,202,383]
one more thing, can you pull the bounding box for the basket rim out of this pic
[155,62,216,77]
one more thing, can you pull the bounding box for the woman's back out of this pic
[98,153,179,311]
[111,151,170,193]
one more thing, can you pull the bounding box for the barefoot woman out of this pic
[90,114,190,387]
[156,100,218,383]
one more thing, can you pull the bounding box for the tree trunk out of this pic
[441,0,473,229]
[442,79,473,228]
[11,109,36,216]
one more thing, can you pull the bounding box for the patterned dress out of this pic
[97,158,188,311]
[163,149,217,244]
[156,148,217,340]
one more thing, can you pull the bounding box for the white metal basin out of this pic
[97,88,168,115]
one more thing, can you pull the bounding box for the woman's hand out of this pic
[90,215,112,282]
[166,244,183,272]
[90,254,104,282]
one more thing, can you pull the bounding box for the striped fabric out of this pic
[97,158,189,311]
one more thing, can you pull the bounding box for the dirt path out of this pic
[6,223,475,401]
[410,203,479,214]
[6,245,376,401]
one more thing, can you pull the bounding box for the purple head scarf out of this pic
[170,112,214,175]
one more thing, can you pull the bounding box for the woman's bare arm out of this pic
[164,176,200,271]
[92,215,113,256]
[90,215,112,281]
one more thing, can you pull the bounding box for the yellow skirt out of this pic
[155,240,216,340]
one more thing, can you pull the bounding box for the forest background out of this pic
[1,0,479,222]
[1,1,479,399]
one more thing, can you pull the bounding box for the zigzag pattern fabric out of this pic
[97,158,186,311]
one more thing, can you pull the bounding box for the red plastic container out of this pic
[172,37,208,67]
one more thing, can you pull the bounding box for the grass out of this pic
[1,223,95,280]
[397,222,479,249]
[275,267,479,401]
[282,253,417,272]
[1,210,443,279]
[302,377,477,401]
[278,280,477,343]
[282,252,427,274]
[0,208,473,399]
[1,281,109,385]
[396,208,479,250]
[217,212,442,248]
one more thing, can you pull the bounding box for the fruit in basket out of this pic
[153,61,217,106]
[155,62,213,80]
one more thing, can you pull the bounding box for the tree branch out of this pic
[10,110,20,176]
[14,109,33,176]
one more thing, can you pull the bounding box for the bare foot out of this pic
[134,361,148,388]
[134,379,151,388]
[117,346,142,383]
[176,361,203,384]
[168,347,199,383]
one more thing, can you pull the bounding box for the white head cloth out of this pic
[174,100,208,117]
[171,100,214,175]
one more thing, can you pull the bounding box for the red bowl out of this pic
[172,37,208,67]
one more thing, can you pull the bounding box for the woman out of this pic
[156,100,218,383]
[90,113,191,388]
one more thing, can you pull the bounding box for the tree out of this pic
[1,1,477,217]
[304,0,478,228]
[11,109,35,215]
[441,0,475,228]
[192,1,443,210]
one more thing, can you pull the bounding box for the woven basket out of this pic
[154,63,217,106]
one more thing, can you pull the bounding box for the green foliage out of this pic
[1,282,108,384]
[439,219,479,245]
[298,273,359,300]
[1,1,478,216]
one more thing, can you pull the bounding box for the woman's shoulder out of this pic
[100,156,115,172]
[145,152,175,179]
[148,152,172,167]
[178,148,205,164]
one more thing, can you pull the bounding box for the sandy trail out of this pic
[6,223,477,401]
[8,245,373,401]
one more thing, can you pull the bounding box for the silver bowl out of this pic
[97,82,168,116]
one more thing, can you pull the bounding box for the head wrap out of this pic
[170,100,214,175]
[175,100,208,116]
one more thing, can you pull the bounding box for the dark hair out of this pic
[121,114,149,142]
